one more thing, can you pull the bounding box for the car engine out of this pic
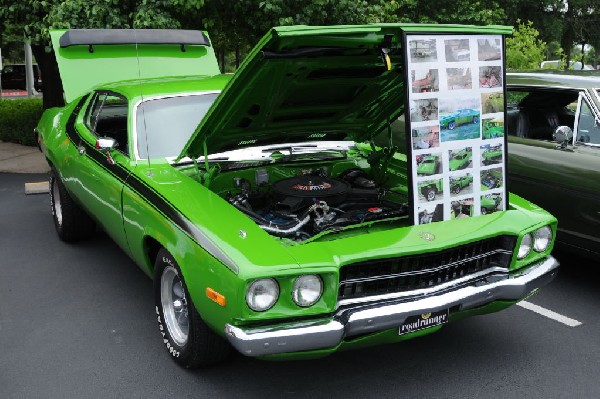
[228,169,408,241]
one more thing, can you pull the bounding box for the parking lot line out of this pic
[517,300,582,327]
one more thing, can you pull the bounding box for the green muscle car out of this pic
[449,148,472,170]
[440,109,480,130]
[416,154,440,176]
[481,195,502,214]
[450,174,473,194]
[481,145,503,165]
[483,118,504,139]
[37,26,558,368]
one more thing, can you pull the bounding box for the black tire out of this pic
[425,187,436,201]
[49,170,96,242]
[154,248,231,368]
[452,185,460,195]
[481,207,488,215]
[448,121,455,130]
[473,116,479,124]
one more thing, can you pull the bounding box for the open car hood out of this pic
[50,29,221,103]
[180,24,511,159]
[179,24,408,159]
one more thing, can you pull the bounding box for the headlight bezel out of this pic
[291,274,323,307]
[517,233,533,260]
[245,278,280,312]
[533,225,553,252]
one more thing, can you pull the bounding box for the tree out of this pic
[390,0,505,25]
[506,20,546,69]
[0,0,186,108]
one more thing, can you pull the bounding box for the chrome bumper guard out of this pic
[225,256,559,357]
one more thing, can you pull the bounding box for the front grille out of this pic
[338,235,516,300]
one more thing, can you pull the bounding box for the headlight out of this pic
[246,278,279,312]
[533,226,552,252]
[292,275,323,307]
[517,233,533,259]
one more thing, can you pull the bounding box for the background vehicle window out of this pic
[86,92,129,155]
[506,89,578,139]
[576,100,600,145]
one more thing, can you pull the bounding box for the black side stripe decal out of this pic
[64,98,239,274]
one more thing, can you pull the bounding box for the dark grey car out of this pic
[506,72,600,259]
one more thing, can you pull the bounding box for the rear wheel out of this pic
[49,170,95,242]
[154,248,231,368]
[452,185,460,195]
[473,116,479,124]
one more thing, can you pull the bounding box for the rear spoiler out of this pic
[59,29,211,51]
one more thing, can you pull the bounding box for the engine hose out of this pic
[231,201,311,234]
[259,215,311,236]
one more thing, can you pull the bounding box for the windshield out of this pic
[136,93,218,159]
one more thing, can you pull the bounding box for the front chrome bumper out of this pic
[225,256,559,357]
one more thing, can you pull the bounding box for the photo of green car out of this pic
[481,194,503,214]
[448,147,472,171]
[483,117,504,139]
[481,168,503,190]
[416,154,441,176]
[440,108,480,130]
[481,144,503,165]
[450,173,473,195]
[439,101,481,142]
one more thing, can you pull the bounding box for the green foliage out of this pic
[0,98,44,146]
[394,0,505,25]
[506,20,546,69]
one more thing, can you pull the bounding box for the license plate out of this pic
[398,309,449,335]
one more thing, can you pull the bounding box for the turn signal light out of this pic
[206,287,226,307]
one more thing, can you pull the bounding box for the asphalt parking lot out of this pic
[1,172,599,399]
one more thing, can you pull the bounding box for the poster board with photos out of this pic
[406,34,506,226]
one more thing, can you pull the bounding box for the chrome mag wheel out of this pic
[160,266,189,347]
[51,178,63,227]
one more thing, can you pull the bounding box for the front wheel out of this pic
[452,185,460,195]
[425,187,436,201]
[448,121,455,130]
[154,249,231,368]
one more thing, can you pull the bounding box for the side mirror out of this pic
[95,137,118,164]
[95,137,118,152]
[553,126,573,148]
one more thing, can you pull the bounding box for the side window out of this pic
[575,99,600,145]
[85,92,129,155]
[506,89,578,140]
